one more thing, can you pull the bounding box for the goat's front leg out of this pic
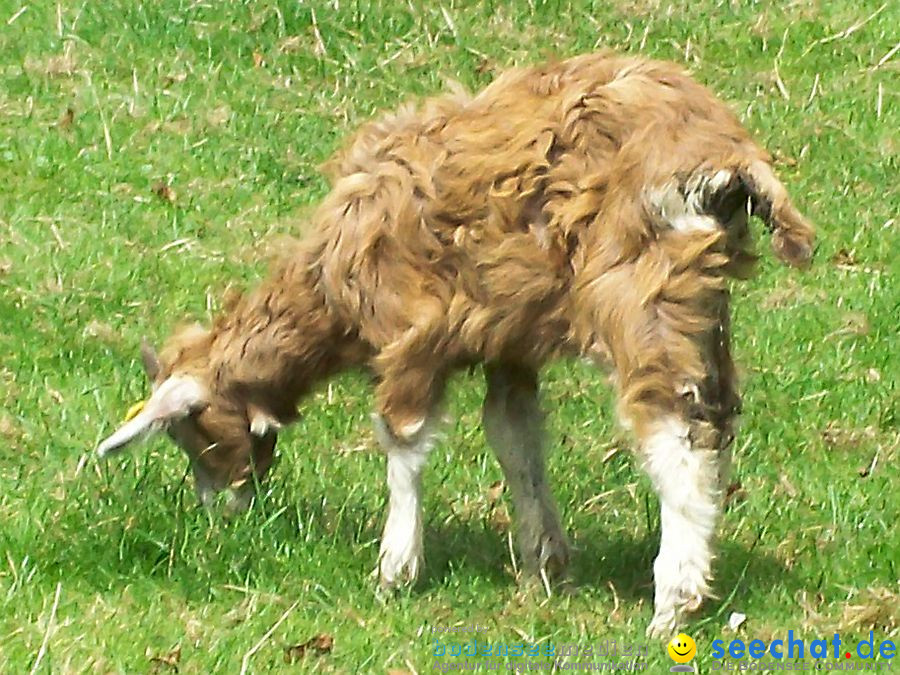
[483,365,570,582]
[373,410,440,589]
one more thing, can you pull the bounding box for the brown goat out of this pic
[96,52,814,637]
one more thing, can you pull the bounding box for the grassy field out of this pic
[0,0,897,672]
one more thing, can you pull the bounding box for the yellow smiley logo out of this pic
[667,633,697,664]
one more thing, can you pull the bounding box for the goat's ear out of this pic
[96,376,207,458]
[248,405,282,437]
[140,339,161,381]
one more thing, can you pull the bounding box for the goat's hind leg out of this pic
[639,412,721,638]
[482,364,570,583]
[636,316,738,638]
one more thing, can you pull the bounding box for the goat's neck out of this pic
[209,253,362,422]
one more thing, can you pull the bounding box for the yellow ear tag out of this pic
[123,400,147,422]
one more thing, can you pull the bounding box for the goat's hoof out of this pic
[515,533,571,597]
[646,590,707,639]
[377,552,422,593]
[649,556,711,638]
[519,531,570,581]
[539,532,570,579]
[646,610,678,640]
[374,581,399,604]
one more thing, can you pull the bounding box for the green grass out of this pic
[0,0,897,672]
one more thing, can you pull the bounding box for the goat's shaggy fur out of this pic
[97,52,815,637]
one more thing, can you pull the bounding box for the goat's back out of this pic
[308,52,804,367]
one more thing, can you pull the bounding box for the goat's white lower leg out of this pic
[641,417,720,638]
[374,415,437,588]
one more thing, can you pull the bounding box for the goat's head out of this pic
[95,331,277,513]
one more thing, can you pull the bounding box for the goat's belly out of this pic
[446,262,573,366]
[463,303,572,366]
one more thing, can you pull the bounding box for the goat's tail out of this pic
[737,160,815,267]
